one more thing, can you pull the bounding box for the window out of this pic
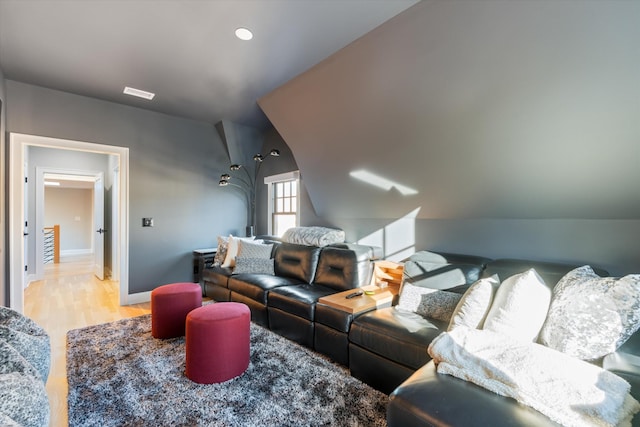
[264,171,300,237]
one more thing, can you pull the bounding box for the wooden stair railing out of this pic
[43,225,60,264]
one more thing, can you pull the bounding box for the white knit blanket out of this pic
[428,328,640,427]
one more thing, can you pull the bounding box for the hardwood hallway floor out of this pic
[24,256,151,427]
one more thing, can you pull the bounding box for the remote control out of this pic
[345,291,364,299]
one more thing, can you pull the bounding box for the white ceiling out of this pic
[0,0,418,128]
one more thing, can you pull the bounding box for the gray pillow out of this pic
[539,265,640,360]
[233,257,275,275]
[237,240,273,259]
[397,283,462,322]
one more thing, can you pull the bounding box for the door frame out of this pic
[9,133,130,313]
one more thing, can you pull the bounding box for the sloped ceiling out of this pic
[0,0,418,127]
[259,0,640,220]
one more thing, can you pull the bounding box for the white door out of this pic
[93,174,105,280]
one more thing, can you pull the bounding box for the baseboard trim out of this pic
[25,274,37,289]
[61,249,93,256]
[125,291,151,305]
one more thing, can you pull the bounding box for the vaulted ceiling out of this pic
[259,0,640,220]
[0,0,418,128]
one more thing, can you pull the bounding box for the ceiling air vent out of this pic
[123,86,155,100]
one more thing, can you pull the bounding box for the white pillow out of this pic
[221,236,257,268]
[483,269,551,341]
[539,266,640,361]
[448,275,499,332]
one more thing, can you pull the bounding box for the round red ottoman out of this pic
[151,282,202,339]
[185,302,250,384]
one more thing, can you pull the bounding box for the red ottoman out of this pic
[185,302,250,384]
[151,282,202,339]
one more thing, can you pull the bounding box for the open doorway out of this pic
[9,133,130,313]
[37,171,106,280]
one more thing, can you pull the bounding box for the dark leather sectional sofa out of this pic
[378,253,640,427]
[201,241,380,356]
[203,244,640,426]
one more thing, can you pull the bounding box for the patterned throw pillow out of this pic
[281,226,345,247]
[221,236,260,268]
[539,266,640,361]
[237,240,273,260]
[483,269,551,342]
[397,284,462,323]
[212,235,229,267]
[233,257,275,275]
[448,275,500,331]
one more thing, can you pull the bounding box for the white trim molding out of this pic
[9,133,130,312]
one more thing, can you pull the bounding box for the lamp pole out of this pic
[219,149,280,236]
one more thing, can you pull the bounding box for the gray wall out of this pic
[267,127,640,276]
[6,81,247,295]
[259,1,640,276]
[44,187,93,253]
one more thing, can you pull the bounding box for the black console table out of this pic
[193,248,217,287]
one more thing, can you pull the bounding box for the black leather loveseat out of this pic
[202,241,378,357]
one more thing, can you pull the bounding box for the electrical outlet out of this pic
[142,218,154,227]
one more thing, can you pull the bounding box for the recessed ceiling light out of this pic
[123,86,155,100]
[235,27,253,41]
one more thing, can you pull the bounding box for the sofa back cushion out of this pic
[397,251,491,320]
[273,243,321,284]
[401,251,491,294]
[313,246,373,291]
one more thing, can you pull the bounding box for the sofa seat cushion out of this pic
[202,266,233,288]
[387,361,558,427]
[349,307,447,370]
[228,274,303,305]
[268,284,337,320]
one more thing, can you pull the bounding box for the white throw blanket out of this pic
[428,328,640,427]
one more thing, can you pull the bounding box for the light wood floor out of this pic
[24,256,151,427]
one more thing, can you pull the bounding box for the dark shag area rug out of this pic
[67,314,388,426]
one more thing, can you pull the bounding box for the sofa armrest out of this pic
[603,351,640,401]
